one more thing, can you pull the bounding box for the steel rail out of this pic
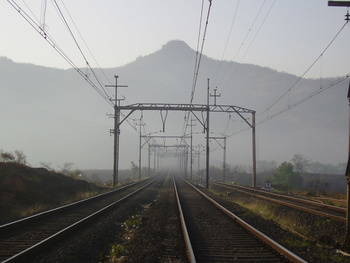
[212,181,346,222]
[181,177,307,263]
[173,175,196,263]
[0,180,144,234]
[215,181,346,212]
[1,176,160,263]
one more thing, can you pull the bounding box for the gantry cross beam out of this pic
[113,101,256,189]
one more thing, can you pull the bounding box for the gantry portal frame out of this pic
[114,102,256,189]
[109,76,256,188]
[141,135,191,177]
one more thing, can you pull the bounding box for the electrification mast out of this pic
[328,0,350,245]
[106,76,127,187]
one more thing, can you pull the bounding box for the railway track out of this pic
[0,175,160,262]
[212,181,346,222]
[174,176,307,262]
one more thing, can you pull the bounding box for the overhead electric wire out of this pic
[10,0,140,135]
[182,0,213,136]
[257,74,350,125]
[226,74,350,137]
[59,0,114,89]
[213,0,241,85]
[214,0,267,89]
[7,0,114,107]
[258,20,348,117]
[191,0,205,99]
[220,0,276,91]
[52,1,138,132]
[182,0,205,137]
[52,0,112,100]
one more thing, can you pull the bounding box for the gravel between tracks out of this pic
[28,177,350,262]
[28,179,167,262]
[206,183,349,263]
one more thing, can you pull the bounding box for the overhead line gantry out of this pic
[112,80,256,189]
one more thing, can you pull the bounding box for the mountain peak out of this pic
[159,40,193,55]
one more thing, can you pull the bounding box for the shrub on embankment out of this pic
[0,162,105,224]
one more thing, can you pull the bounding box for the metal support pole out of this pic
[206,79,210,188]
[252,111,257,188]
[114,99,120,187]
[106,76,127,187]
[185,146,189,178]
[198,150,200,173]
[190,133,193,180]
[223,137,226,182]
[137,113,145,181]
[113,77,119,187]
[190,119,195,180]
[148,143,151,177]
[153,146,156,172]
[345,82,350,244]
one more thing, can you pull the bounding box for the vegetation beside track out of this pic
[0,162,107,224]
[207,183,349,262]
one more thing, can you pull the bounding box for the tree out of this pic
[130,161,138,179]
[257,160,277,173]
[69,169,82,180]
[291,153,311,174]
[40,162,54,171]
[272,162,303,190]
[14,150,27,165]
[60,162,74,176]
[0,150,15,162]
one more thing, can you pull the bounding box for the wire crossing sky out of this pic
[1,0,349,80]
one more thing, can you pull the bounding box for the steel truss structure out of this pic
[108,76,256,189]
[115,102,256,189]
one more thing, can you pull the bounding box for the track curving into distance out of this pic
[0,175,161,262]
[174,175,307,263]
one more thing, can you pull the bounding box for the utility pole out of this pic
[252,111,257,187]
[328,1,350,21]
[106,76,127,187]
[136,112,145,181]
[189,119,196,180]
[206,79,210,188]
[210,137,227,182]
[210,87,221,106]
[328,1,350,245]
[346,82,350,244]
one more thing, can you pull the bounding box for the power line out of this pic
[227,74,350,137]
[8,0,114,107]
[258,20,348,117]
[220,0,276,91]
[213,0,241,85]
[52,0,112,100]
[59,0,114,89]
[183,0,213,136]
[257,74,350,125]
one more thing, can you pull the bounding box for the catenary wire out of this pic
[221,0,276,91]
[52,0,112,100]
[258,20,348,117]
[7,0,114,107]
[59,0,114,89]
[182,0,213,136]
[214,0,268,89]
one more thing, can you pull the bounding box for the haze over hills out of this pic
[0,40,348,170]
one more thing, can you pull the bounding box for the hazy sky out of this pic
[1,1,350,171]
[1,0,350,78]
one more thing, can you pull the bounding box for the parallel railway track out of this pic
[211,181,346,222]
[0,176,160,262]
[174,176,307,262]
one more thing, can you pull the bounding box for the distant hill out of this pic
[0,39,348,170]
[0,162,105,224]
